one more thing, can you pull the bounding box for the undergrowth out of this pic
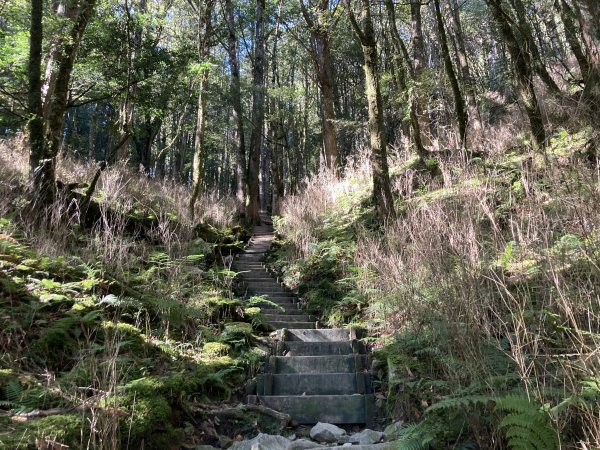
[0,140,271,449]
[270,128,600,449]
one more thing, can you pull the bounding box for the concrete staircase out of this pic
[235,216,373,426]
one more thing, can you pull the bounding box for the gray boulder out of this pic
[349,429,384,445]
[287,439,323,450]
[229,433,291,450]
[309,422,347,444]
[383,421,405,441]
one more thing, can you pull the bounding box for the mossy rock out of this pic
[101,320,147,354]
[203,342,232,357]
[0,414,84,449]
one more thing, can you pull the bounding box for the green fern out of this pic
[394,421,437,450]
[426,394,496,413]
[495,395,559,450]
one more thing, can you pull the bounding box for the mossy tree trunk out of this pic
[487,0,547,149]
[189,0,214,221]
[410,0,432,148]
[247,0,266,224]
[300,0,340,171]
[446,0,483,133]
[29,0,96,207]
[28,0,45,196]
[347,0,395,220]
[557,0,600,105]
[225,0,246,216]
[433,0,467,148]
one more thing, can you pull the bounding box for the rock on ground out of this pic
[229,433,291,450]
[349,429,384,445]
[287,439,323,450]
[309,422,347,444]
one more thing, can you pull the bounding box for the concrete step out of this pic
[282,328,356,342]
[269,321,315,329]
[247,287,287,294]
[263,314,312,322]
[260,308,305,315]
[246,281,284,288]
[279,341,360,356]
[239,276,277,281]
[249,394,373,424]
[250,300,296,309]
[272,355,368,374]
[257,373,368,396]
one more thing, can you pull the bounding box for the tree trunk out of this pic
[300,0,340,171]
[410,0,431,148]
[557,0,600,103]
[384,0,428,161]
[510,0,561,94]
[487,0,546,148]
[28,0,47,203]
[189,0,214,221]
[572,0,600,104]
[433,0,467,148]
[247,0,266,223]
[446,0,483,132]
[348,0,395,220]
[225,0,246,216]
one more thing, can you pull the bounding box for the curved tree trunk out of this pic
[348,0,395,220]
[487,0,546,148]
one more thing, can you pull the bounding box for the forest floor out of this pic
[2,126,600,449]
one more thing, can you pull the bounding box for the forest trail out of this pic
[234,215,374,426]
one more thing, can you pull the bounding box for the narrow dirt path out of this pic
[234,215,374,426]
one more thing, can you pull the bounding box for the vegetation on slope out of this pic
[0,144,275,449]
[269,128,600,449]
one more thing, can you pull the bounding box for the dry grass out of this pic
[0,135,239,264]
[279,127,600,446]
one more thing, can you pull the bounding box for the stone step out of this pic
[263,314,312,322]
[239,277,278,283]
[269,321,315,329]
[272,355,368,374]
[249,394,374,424]
[250,300,296,309]
[282,328,357,342]
[257,373,368,396]
[279,341,361,356]
[260,308,305,315]
[246,281,284,287]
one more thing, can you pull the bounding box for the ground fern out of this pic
[495,395,559,450]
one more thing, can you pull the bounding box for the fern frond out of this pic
[495,395,559,450]
[426,394,495,413]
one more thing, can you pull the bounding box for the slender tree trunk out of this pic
[348,0,395,220]
[28,0,46,199]
[384,0,428,161]
[487,0,546,148]
[225,0,246,216]
[247,0,266,223]
[433,0,467,148]
[410,0,431,148]
[510,0,561,94]
[446,0,483,132]
[189,0,214,221]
